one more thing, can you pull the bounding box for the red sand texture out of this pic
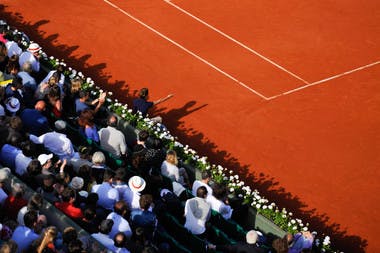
[2,0,380,252]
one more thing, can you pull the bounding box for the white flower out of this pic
[303,227,308,231]
[262,205,267,209]
[292,226,297,230]
[229,188,234,192]
[255,204,261,209]
[291,219,296,224]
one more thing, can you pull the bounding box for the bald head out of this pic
[35,100,46,111]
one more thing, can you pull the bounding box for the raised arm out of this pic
[153,94,174,105]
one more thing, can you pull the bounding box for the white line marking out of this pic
[163,0,310,85]
[103,0,269,100]
[266,60,380,100]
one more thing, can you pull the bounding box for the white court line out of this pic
[164,0,310,85]
[103,0,269,100]
[266,60,380,100]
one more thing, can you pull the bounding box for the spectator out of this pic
[78,108,99,143]
[77,207,99,234]
[37,153,54,175]
[29,120,79,160]
[288,231,314,253]
[67,239,84,253]
[136,130,149,147]
[20,100,51,136]
[14,140,36,176]
[75,89,106,115]
[36,174,59,203]
[11,210,40,253]
[184,186,211,237]
[208,230,265,253]
[192,170,213,200]
[6,115,25,144]
[107,200,133,239]
[91,151,109,184]
[0,239,18,253]
[17,193,44,226]
[3,55,20,81]
[62,77,82,117]
[209,183,233,220]
[34,73,58,101]
[272,236,289,253]
[161,149,189,187]
[91,169,119,211]
[91,219,115,251]
[113,168,134,210]
[21,159,42,190]
[112,232,131,253]
[0,142,21,170]
[78,164,95,192]
[130,194,157,241]
[5,76,23,102]
[3,182,27,220]
[61,227,78,253]
[46,84,63,118]
[55,187,83,220]
[69,176,87,207]
[132,87,173,121]
[17,61,36,107]
[29,226,58,253]
[128,176,146,211]
[18,42,41,73]
[70,145,93,173]
[98,114,127,158]
[5,97,21,117]
[0,167,10,206]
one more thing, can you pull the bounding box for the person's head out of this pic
[78,145,92,159]
[78,164,92,180]
[5,55,20,75]
[145,136,163,150]
[165,150,178,165]
[139,88,149,100]
[28,193,44,211]
[114,232,127,248]
[212,183,227,201]
[78,90,89,100]
[196,186,208,199]
[103,169,115,183]
[99,219,114,234]
[47,84,61,102]
[11,76,23,90]
[70,77,83,94]
[38,153,53,169]
[61,187,76,203]
[37,226,58,253]
[27,159,42,176]
[107,114,118,127]
[201,170,212,183]
[78,108,95,127]
[272,237,289,253]
[92,151,105,165]
[114,200,129,216]
[24,210,38,228]
[246,230,258,244]
[0,239,18,253]
[11,183,25,198]
[83,207,96,221]
[139,194,153,210]
[9,116,23,131]
[62,227,78,245]
[42,174,55,188]
[114,168,127,182]
[21,61,33,73]
[67,239,83,253]
[20,140,36,157]
[86,192,99,206]
[34,100,46,111]
[48,74,58,86]
[138,130,149,143]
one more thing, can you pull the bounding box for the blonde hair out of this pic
[37,226,58,253]
[71,77,83,94]
[166,150,178,165]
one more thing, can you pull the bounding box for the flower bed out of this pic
[5,23,337,253]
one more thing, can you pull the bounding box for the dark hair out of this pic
[78,90,89,98]
[114,232,127,248]
[196,186,208,198]
[139,194,153,210]
[272,237,289,253]
[99,219,114,234]
[61,187,76,202]
[28,193,44,211]
[83,207,96,221]
[212,183,227,200]
[27,159,42,176]
[24,210,38,228]
[67,239,83,253]
[114,168,127,182]
[20,140,36,157]
[86,192,99,205]
[114,200,128,216]
[201,170,212,180]
[11,76,23,88]
[139,88,149,99]
[138,130,149,142]
[62,227,78,244]
[48,84,61,100]
[9,116,23,130]
[107,115,118,127]
[103,169,115,182]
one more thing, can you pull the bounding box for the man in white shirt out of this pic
[98,115,127,158]
[192,170,213,199]
[18,43,41,73]
[106,200,132,239]
[91,169,119,211]
[91,219,115,251]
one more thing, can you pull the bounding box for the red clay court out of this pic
[2,0,380,252]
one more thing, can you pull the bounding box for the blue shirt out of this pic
[0,144,21,169]
[75,98,90,114]
[20,108,50,136]
[133,98,153,117]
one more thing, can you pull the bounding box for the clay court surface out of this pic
[1,0,380,252]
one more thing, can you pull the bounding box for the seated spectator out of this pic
[21,159,42,190]
[98,114,127,158]
[18,42,41,73]
[6,116,25,144]
[17,61,36,108]
[208,230,265,253]
[144,137,166,175]
[112,232,131,253]
[62,77,82,117]
[130,144,147,175]
[91,219,115,251]
[78,164,95,192]
[184,186,211,236]
[113,168,134,210]
[14,140,36,176]
[3,182,27,220]
[0,167,10,206]
[91,169,119,211]
[132,87,173,121]
[67,239,84,253]
[91,151,109,184]
[11,210,40,253]
[36,174,59,203]
[17,193,44,226]
[5,76,23,103]
[75,89,106,115]
[161,150,189,187]
[37,153,54,175]
[3,55,20,81]
[78,108,99,143]
[46,84,63,118]
[136,130,149,147]
[29,120,79,160]
[70,145,93,173]
[192,170,213,200]
[0,142,21,170]
[29,226,58,253]
[69,176,87,207]
[128,176,146,211]
[77,207,99,234]
[55,186,83,220]
[208,183,233,220]
[130,194,157,241]
[61,227,78,253]
[288,231,314,253]
[34,73,58,101]
[40,67,65,93]
[107,200,133,239]
[272,236,289,253]
[20,100,51,136]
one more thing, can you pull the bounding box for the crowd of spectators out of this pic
[0,21,315,253]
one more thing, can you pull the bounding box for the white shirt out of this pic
[19,51,40,72]
[208,195,233,220]
[91,182,119,210]
[6,41,22,57]
[184,197,211,235]
[106,212,132,239]
[91,233,115,251]
[15,153,32,176]
[98,126,127,157]
[11,225,39,253]
[30,131,78,160]
[0,187,8,206]
[161,161,180,182]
